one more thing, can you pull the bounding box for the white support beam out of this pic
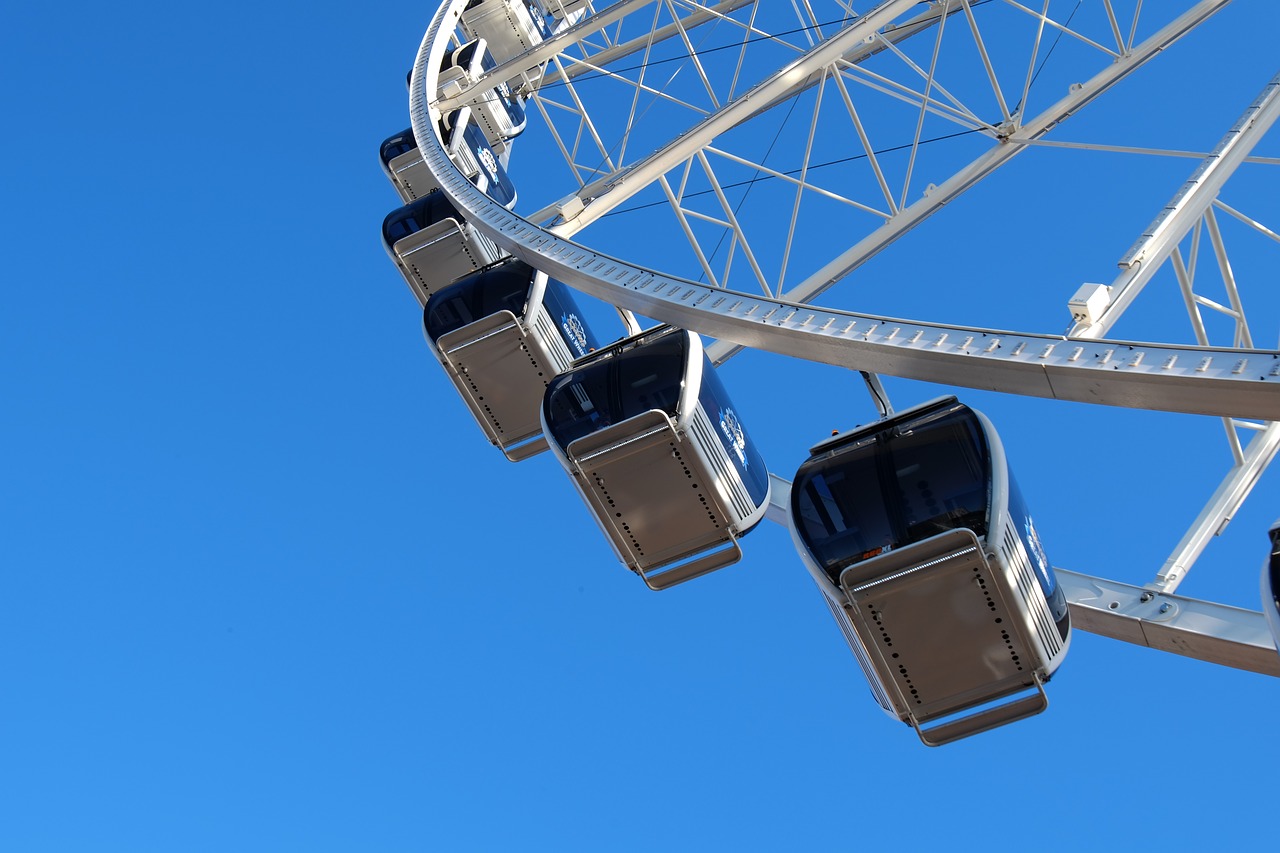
[1151,423,1280,594]
[707,0,1235,363]
[434,0,662,111]
[1071,73,1280,340]
[1058,569,1280,677]
[412,0,1277,680]
[543,0,930,233]
[526,1,963,229]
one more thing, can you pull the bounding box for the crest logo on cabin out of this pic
[477,146,499,180]
[562,313,588,356]
[719,409,747,466]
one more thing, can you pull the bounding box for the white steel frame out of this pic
[408,0,1279,674]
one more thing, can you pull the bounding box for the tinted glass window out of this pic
[1269,526,1280,618]
[544,332,686,450]
[380,129,417,165]
[890,410,989,542]
[424,263,530,343]
[794,440,895,581]
[793,406,990,583]
[382,193,462,247]
[612,334,685,422]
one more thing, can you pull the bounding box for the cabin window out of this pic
[795,451,896,580]
[425,264,530,342]
[380,130,417,164]
[544,332,685,449]
[794,406,991,583]
[383,193,461,246]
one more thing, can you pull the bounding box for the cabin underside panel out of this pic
[567,412,738,574]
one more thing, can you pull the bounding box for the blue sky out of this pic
[3,2,1278,850]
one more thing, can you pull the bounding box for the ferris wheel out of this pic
[387,0,1279,737]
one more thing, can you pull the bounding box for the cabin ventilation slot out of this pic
[532,307,572,374]
[466,224,501,267]
[688,408,752,522]
[1001,526,1061,659]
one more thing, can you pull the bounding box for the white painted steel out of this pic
[1071,75,1280,341]
[1152,424,1280,594]
[407,1,1279,675]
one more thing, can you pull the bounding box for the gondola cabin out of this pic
[379,109,516,208]
[459,0,553,88]
[424,258,601,461]
[439,39,527,149]
[789,397,1071,746]
[1263,519,1280,658]
[541,326,770,590]
[382,191,504,306]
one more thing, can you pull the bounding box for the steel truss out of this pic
[410,0,1279,674]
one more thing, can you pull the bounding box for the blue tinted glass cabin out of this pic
[424,263,531,343]
[380,128,417,167]
[697,357,769,505]
[382,192,463,248]
[541,279,600,359]
[793,406,991,583]
[544,332,687,450]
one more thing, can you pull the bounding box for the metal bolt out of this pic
[1140,592,1153,603]
[1159,603,1171,614]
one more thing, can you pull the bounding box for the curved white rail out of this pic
[407,0,1279,674]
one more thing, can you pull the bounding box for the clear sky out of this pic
[2,2,1278,851]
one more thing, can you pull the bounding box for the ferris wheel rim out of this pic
[406,0,1280,676]
[411,1,1276,422]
